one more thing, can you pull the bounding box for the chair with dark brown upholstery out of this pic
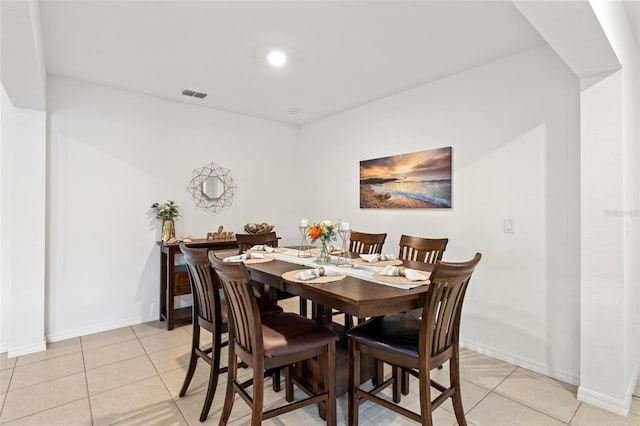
[235,231,279,254]
[398,234,448,264]
[216,263,339,426]
[236,231,309,318]
[347,253,482,426]
[349,231,387,255]
[178,244,282,422]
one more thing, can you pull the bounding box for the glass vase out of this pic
[316,240,331,263]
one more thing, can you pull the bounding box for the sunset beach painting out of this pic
[360,147,452,209]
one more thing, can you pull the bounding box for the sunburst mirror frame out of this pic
[187,161,237,213]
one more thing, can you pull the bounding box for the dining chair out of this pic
[347,253,482,426]
[178,244,282,422]
[235,231,279,254]
[349,230,387,255]
[398,234,448,264]
[236,231,310,318]
[216,263,339,426]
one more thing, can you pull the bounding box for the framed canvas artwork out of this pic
[360,147,452,209]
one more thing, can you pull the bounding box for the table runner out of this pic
[267,249,424,289]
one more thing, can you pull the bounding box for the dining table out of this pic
[237,247,434,396]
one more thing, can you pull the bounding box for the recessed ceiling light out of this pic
[267,51,287,67]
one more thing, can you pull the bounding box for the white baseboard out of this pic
[459,338,579,386]
[577,385,630,416]
[7,339,47,358]
[46,314,159,343]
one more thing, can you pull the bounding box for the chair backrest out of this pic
[214,263,262,358]
[420,253,481,361]
[180,243,222,328]
[235,232,279,254]
[398,235,448,264]
[349,231,387,254]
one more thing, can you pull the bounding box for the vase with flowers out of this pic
[308,220,338,263]
[151,200,180,242]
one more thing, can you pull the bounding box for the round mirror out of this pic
[187,162,237,213]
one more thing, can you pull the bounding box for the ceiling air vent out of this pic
[182,89,207,99]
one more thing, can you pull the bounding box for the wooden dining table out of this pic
[241,249,433,395]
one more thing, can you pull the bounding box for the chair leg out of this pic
[401,369,410,395]
[299,297,307,317]
[392,365,401,403]
[449,353,467,426]
[199,331,222,422]
[179,324,201,397]
[272,368,281,392]
[324,341,336,426]
[219,343,237,426]
[251,361,265,426]
[285,365,294,402]
[348,340,361,426]
[418,368,434,426]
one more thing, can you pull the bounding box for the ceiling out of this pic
[39,1,548,125]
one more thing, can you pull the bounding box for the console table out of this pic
[158,238,238,330]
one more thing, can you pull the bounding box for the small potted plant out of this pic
[151,200,180,242]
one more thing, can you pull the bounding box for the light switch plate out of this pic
[504,218,515,234]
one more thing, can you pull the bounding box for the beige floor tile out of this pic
[515,367,578,392]
[361,396,457,426]
[148,345,192,374]
[90,376,173,426]
[15,338,81,366]
[139,328,192,354]
[160,361,217,400]
[84,338,146,370]
[0,369,12,393]
[0,372,87,423]
[111,401,188,426]
[466,393,565,426]
[176,385,251,425]
[426,369,491,414]
[86,355,158,395]
[9,352,84,391]
[570,402,640,426]
[1,392,5,415]
[132,320,169,339]
[0,353,16,371]
[630,396,640,416]
[493,370,579,422]
[4,397,92,425]
[81,327,137,351]
[454,350,517,390]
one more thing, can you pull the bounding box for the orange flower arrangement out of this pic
[307,220,337,243]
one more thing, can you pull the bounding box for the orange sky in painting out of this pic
[360,147,452,180]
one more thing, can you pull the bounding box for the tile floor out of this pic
[0,297,639,425]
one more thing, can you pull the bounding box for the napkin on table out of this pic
[223,253,265,262]
[249,245,275,253]
[359,253,396,263]
[295,266,342,281]
[379,265,428,281]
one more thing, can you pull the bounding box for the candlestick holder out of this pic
[297,225,312,258]
[336,228,352,267]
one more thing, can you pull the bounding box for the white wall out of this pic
[46,76,302,341]
[300,45,581,383]
[0,84,47,355]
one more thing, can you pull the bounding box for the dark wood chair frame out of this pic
[348,231,387,255]
[216,264,338,426]
[398,234,448,264]
[178,244,229,422]
[348,253,482,426]
[236,231,310,319]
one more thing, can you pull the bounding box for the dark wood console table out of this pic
[158,238,238,330]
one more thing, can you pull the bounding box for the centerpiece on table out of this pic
[308,220,338,263]
[151,200,180,242]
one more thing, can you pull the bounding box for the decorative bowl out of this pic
[243,222,274,234]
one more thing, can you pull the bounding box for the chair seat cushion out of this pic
[346,314,420,358]
[262,313,339,357]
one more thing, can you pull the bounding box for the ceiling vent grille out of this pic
[182,89,207,99]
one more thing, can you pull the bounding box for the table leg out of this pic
[167,257,175,330]
[160,251,167,322]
